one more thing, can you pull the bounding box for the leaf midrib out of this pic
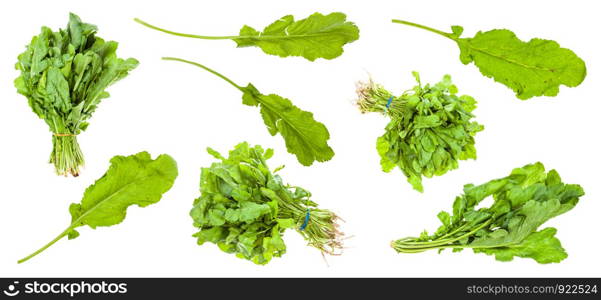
[69,174,155,231]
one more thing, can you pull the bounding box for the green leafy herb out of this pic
[15,13,139,176]
[392,162,584,264]
[191,142,343,265]
[134,12,359,61]
[163,57,334,166]
[392,19,587,100]
[356,72,483,192]
[18,152,178,263]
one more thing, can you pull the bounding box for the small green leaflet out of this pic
[134,12,359,61]
[392,19,586,100]
[18,152,178,263]
[391,162,585,264]
[163,57,334,166]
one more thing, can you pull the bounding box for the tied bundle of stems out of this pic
[14,13,138,176]
[356,80,410,120]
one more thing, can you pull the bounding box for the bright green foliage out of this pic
[18,152,178,263]
[392,20,586,100]
[233,12,359,61]
[134,12,359,61]
[357,72,483,192]
[392,162,584,264]
[191,142,343,265]
[163,57,334,166]
[15,13,139,176]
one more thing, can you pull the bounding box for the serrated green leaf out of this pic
[18,152,178,263]
[191,142,342,265]
[473,228,568,264]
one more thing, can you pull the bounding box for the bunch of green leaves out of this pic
[191,142,343,265]
[392,162,584,264]
[15,13,139,176]
[164,57,334,166]
[18,152,178,263]
[357,72,483,192]
[135,12,359,61]
[392,19,586,100]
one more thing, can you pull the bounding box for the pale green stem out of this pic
[162,57,245,92]
[391,19,455,40]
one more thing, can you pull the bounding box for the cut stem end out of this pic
[50,135,84,177]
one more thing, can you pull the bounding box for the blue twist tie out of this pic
[300,209,311,231]
[385,96,394,109]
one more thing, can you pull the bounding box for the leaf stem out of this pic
[393,219,493,250]
[134,18,238,40]
[17,228,71,264]
[391,19,454,40]
[162,57,245,92]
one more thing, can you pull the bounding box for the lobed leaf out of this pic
[242,85,334,166]
[68,152,178,236]
[473,228,568,264]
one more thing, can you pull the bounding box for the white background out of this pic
[0,0,599,277]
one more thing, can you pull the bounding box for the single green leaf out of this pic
[392,19,586,100]
[163,57,334,166]
[469,199,562,248]
[18,152,178,263]
[134,12,359,61]
[193,227,227,245]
